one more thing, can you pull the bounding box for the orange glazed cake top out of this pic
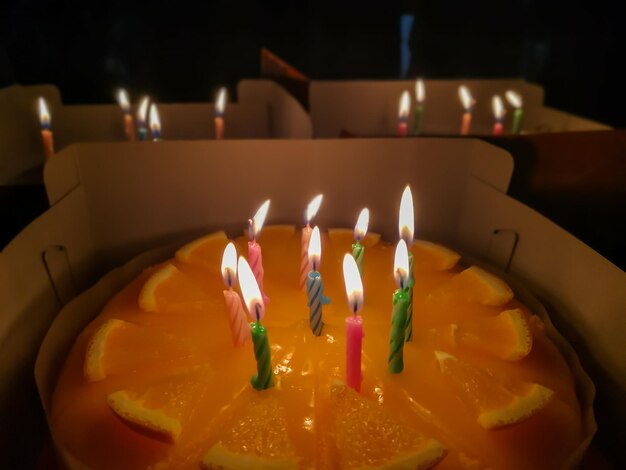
[50,226,585,469]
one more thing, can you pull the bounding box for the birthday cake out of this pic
[48,197,590,469]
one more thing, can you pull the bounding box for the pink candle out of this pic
[460,112,472,135]
[346,314,364,391]
[299,225,313,289]
[299,194,323,290]
[221,242,250,346]
[38,97,54,159]
[223,289,250,346]
[248,200,271,304]
[398,90,410,137]
[492,95,505,136]
[342,254,365,392]
[248,240,269,303]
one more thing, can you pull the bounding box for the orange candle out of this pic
[458,85,474,135]
[38,97,54,159]
[117,89,136,141]
[214,87,227,139]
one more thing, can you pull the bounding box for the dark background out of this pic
[1,0,626,128]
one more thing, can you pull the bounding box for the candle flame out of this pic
[492,95,505,120]
[149,104,161,135]
[342,254,364,314]
[215,87,227,116]
[458,85,474,111]
[398,185,414,246]
[305,194,324,224]
[221,242,238,288]
[238,256,265,321]
[394,240,410,289]
[137,96,150,124]
[354,208,369,241]
[117,89,130,113]
[308,226,322,271]
[415,78,425,103]
[249,199,271,239]
[38,97,50,128]
[399,90,411,120]
[505,90,522,109]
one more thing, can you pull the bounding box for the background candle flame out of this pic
[354,208,369,241]
[505,90,522,109]
[458,85,474,111]
[415,78,425,103]
[305,194,323,224]
[342,254,364,314]
[398,185,414,246]
[250,199,271,239]
[215,87,227,116]
[116,89,130,113]
[149,104,161,135]
[38,97,50,128]
[492,95,505,120]
[238,256,265,321]
[308,226,322,271]
[137,96,150,123]
[221,242,238,288]
[394,239,410,288]
[399,90,410,120]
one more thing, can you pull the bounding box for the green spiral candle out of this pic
[250,321,274,390]
[405,251,415,342]
[352,241,364,276]
[389,288,409,374]
[512,108,523,134]
[413,104,424,135]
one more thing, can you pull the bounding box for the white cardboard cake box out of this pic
[0,138,623,463]
[0,80,312,185]
[308,79,610,137]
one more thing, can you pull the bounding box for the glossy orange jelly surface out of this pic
[50,227,583,469]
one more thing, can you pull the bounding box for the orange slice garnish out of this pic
[435,351,553,430]
[412,239,460,271]
[108,365,212,443]
[138,263,209,313]
[83,319,197,382]
[331,383,447,469]
[453,266,514,306]
[200,393,298,469]
[175,231,228,268]
[453,308,533,360]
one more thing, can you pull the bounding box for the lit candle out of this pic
[398,90,410,137]
[214,87,226,140]
[116,89,136,142]
[506,90,524,134]
[136,96,150,141]
[248,199,271,304]
[352,208,369,276]
[388,240,410,374]
[306,226,330,336]
[221,242,250,347]
[299,194,323,290]
[492,95,505,136]
[413,78,425,135]
[399,185,415,342]
[149,104,161,141]
[238,256,274,391]
[37,97,54,159]
[342,253,364,392]
[458,85,475,135]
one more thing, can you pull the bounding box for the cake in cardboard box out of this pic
[48,190,590,469]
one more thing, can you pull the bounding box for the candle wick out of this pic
[255,304,261,322]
